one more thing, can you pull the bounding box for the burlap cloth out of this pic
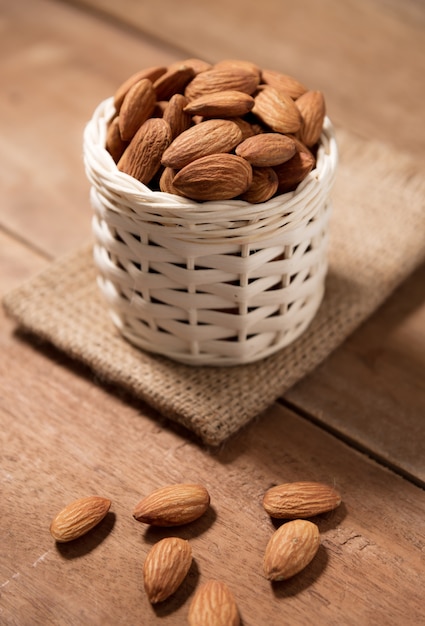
[3,129,425,445]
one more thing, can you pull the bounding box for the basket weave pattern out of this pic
[84,98,338,365]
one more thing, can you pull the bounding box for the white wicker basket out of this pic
[84,97,338,366]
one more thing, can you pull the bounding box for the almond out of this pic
[229,117,258,141]
[295,90,326,147]
[235,133,296,167]
[188,580,240,626]
[214,58,261,79]
[161,119,243,169]
[263,481,342,518]
[113,66,167,111]
[49,496,111,543]
[159,167,185,196]
[162,93,193,139]
[240,167,278,203]
[252,87,302,134]
[273,146,316,194]
[118,78,157,142]
[175,58,213,75]
[153,64,195,100]
[106,116,128,163]
[185,67,260,100]
[172,154,253,201]
[263,519,320,581]
[183,90,255,118]
[261,69,307,100]
[133,483,210,526]
[143,537,192,604]
[118,118,172,184]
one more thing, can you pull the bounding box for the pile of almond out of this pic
[49,480,341,624]
[106,58,326,203]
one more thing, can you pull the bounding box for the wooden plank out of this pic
[0,0,181,257]
[1,296,424,624]
[284,261,425,486]
[77,0,425,161]
[1,0,424,483]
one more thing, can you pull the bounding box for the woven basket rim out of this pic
[84,97,338,224]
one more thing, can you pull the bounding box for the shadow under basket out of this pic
[84,98,338,366]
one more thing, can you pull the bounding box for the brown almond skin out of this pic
[172,154,253,201]
[153,64,195,100]
[188,580,240,626]
[295,90,326,147]
[50,496,111,543]
[185,67,260,100]
[184,90,255,118]
[263,481,342,518]
[214,58,261,79]
[161,119,243,169]
[133,483,210,526]
[106,116,128,163]
[263,519,320,581]
[159,167,185,196]
[240,167,279,203]
[162,93,193,139]
[261,69,307,100]
[118,118,172,184]
[252,86,302,134]
[143,537,192,604]
[118,78,157,142]
[236,133,296,167]
[273,147,316,194]
[113,66,166,111]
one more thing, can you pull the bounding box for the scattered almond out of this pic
[133,483,210,526]
[263,519,320,580]
[143,537,192,604]
[188,580,240,626]
[49,496,111,543]
[263,481,342,518]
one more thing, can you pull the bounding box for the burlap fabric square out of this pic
[3,129,425,445]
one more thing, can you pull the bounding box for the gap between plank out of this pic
[279,398,425,490]
[0,223,54,262]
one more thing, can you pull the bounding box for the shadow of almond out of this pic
[142,505,217,544]
[270,543,328,598]
[55,511,116,559]
[151,558,200,617]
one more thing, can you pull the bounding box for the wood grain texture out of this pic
[77,0,425,162]
[0,0,179,257]
[285,262,425,486]
[1,0,425,622]
[1,305,424,624]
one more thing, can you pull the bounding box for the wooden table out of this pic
[1,1,424,624]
